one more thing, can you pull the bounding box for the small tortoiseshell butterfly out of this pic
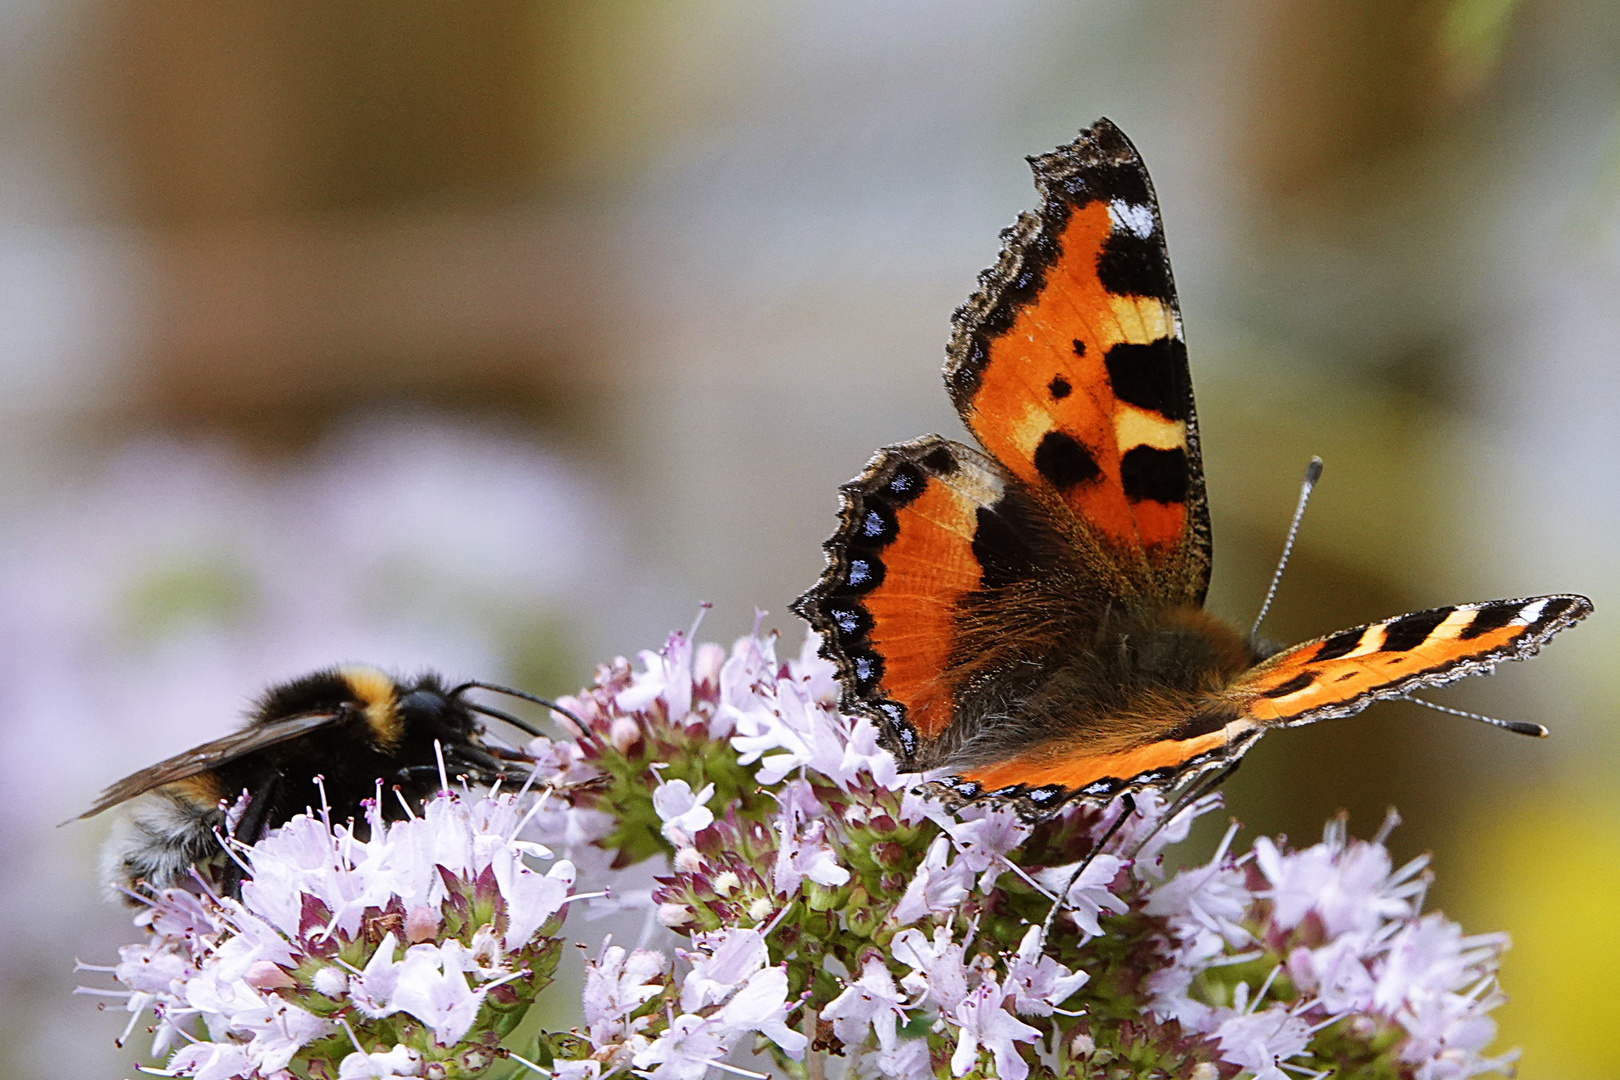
[792,118,1592,819]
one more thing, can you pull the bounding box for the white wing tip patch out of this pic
[1108,199,1156,239]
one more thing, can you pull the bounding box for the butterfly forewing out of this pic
[945,118,1209,605]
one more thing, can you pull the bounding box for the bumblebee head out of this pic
[395,674,480,740]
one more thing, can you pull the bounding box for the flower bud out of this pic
[312,966,349,997]
[609,716,642,753]
[657,903,694,928]
[405,905,441,944]
[243,961,295,989]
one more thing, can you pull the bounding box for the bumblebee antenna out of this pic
[1250,456,1324,642]
[1400,694,1549,738]
[451,680,589,736]
[463,701,545,739]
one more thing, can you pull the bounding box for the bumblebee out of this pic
[77,665,570,900]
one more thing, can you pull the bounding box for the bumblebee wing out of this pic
[75,710,342,820]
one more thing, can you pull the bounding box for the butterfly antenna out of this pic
[1250,456,1324,642]
[1400,694,1548,738]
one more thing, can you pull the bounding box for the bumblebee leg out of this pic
[222,771,283,898]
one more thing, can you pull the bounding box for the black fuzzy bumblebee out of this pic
[77,665,569,900]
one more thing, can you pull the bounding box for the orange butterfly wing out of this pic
[939,595,1590,815]
[1224,595,1591,725]
[792,436,1030,755]
[946,117,1209,604]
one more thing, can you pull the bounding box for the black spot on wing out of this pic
[1261,672,1317,699]
[1104,339,1190,421]
[971,501,1044,590]
[1119,446,1187,504]
[921,445,958,476]
[1313,627,1366,662]
[1381,608,1453,652]
[1459,603,1518,641]
[1097,228,1172,300]
[1024,785,1065,808]
[850,651,884,692]
[1049,374,1072,400]
[1071,339,1086,358]
[1167,708,1232,740]
[825,603,871,640]
[843,557,882,592]
[1033,431,1102,490]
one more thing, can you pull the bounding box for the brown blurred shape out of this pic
[88,1,616,439]
[1235,0,1501,206]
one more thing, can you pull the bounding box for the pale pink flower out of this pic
[773,815,850,895]
[1212,1002,1313,1080]
[387,944,483,1046]
[653,778,717,845]
[824,957,909,1050]
[338,1043,424,1079]
[892,925,971,1014]
[937,804,1031,893]
[680,927,770,1012]
[582,943,669,1051]
[716,966,808,1058]
[891,835,973,926]
[949,978,1040,1080]
[631,1013,731,1080]
[1035,853,1129,940]
[1004,926,1089,1016]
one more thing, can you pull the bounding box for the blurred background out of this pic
[1,0,1616,1076]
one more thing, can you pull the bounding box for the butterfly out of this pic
[791,118,1592,819]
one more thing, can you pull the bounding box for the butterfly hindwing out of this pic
[945,118,1209,606]
[792,436,1015,760]
[1227,594,1592,725]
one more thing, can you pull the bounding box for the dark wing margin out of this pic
[791,436,1010,766]
[943,117,1209,606]
[75,711,342,820]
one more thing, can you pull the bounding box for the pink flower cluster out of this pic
[1145,813,1515,1080]
[87,619,1523,1080]
[86,791,576,1079]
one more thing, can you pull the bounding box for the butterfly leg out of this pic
[1040,792,1137,944]
[1125,757,1244,868]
